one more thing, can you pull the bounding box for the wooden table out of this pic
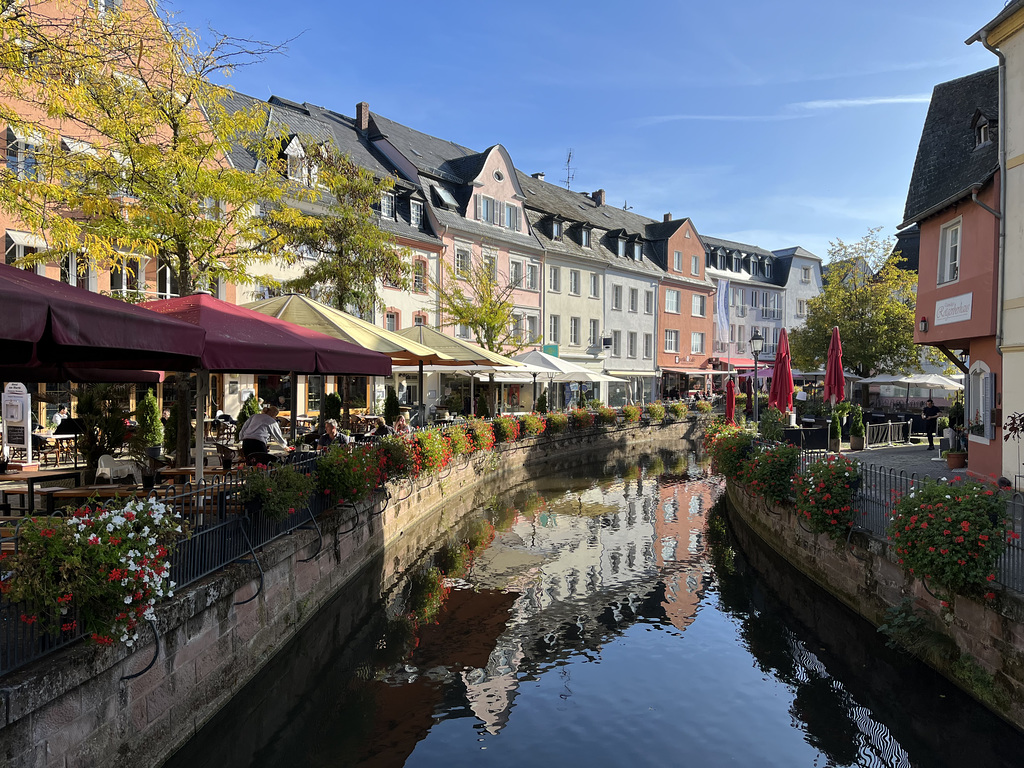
[0,468,82,515]
[158,465,233,484]
[44,484,176,514]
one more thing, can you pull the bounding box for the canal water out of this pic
[165,451,1024,768]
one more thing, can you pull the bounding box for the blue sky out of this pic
[170,0,1000,260]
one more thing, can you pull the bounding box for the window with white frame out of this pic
[645,290,654,315]
[61,253,96,290]
[801,266,811,283]
[797,299,807,316]
[570,316,581,346]
[4,231,43,272]
[691,254,700,276]
[549,265,561,292]
[673,250,682,271]
[939,217,961,284]
[549,314,560,344]
[627,331,637,358]
[510,260,523,288]
[414,260,427,293]
[551,219,563,240]
[589,318,600,346]
[109,255,144,295]
[612,284,622,310]
[385,311,398,332]
[457,323,472,339]
[478,195,497,224]
[692,294,706,317]
[643,333,652,359]
[526,315,538,342]
[732,286,743,306]
[665,289,680,314]
[414,314,426,326]
[411,201,424,229]
[581,228,591,248]
[455,247,471,278]
[512,314,523,341]
[617,239,626,257]
[156,257,179,298]
[664,329,679,353]
[691,332,705,354]
[765,261,772,278]
[590,273,600,298]
[483,249,498,281]
[504,202,520,230]
[611,330,621,357]
[628,287,638,313]
[633,242,642,261]
[569,269,581,295]
[6,129,40,181]
[751,291,758,309]
[526,263,539,290]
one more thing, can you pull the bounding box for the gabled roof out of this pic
[703,235,785,287]
[368,112,477,183]
[902,67,999,226]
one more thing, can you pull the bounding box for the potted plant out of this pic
[944,447,967,469]
[848,404,865,451]
[134,390,163,459]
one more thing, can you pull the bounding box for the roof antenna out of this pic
[563,148,575,190]
[623,200,633,210]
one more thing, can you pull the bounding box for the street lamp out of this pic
[749,328,764,426]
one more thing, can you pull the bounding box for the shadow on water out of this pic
[165,450,1024,768]
[716,494,1024,768]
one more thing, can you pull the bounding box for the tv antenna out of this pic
[563,148,575,189]
[623,200,633,210]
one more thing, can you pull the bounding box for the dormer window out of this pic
[552,219,563,241]
[977,120,990,147]
[617,238,626,257]
[411,200,424,228]
[764,260,772,278]
[580,227,591,248]
[380,192,395,219]
[633,242,642,261]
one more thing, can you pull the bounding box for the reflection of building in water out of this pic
[654,475,723,632]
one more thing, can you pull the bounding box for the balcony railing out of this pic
[760,308,782,320]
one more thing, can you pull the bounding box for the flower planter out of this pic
[946,452,967,469]
[828,438,841,453]
[849,435,864,451]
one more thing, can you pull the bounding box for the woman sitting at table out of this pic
[239,406,286,459]
[394,415,411,435]
[372,417,393,437]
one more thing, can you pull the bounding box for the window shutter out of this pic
[493,199,500,225]
[475,195,480,221]
[985,373,995,439]
[515,205,521,231]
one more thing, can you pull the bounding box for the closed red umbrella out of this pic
[725,378,736,424]
[768,328,794,413]
[822,326,845,407]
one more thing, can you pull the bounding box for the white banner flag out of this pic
[715,279,730,347]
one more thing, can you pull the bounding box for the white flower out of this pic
[124,596,132,604]
[106,523,114,532]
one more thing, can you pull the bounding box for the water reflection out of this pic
[166,451,1024,768]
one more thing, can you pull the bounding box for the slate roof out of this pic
[902,67,999,226]
[219,91,440,245]
[771,246,822,286]
[891,224,920,273]
[368,112,477,183]
[703,235,786,287]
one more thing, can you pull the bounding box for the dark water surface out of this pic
[165,452,1024,768]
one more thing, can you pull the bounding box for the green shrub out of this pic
[546,412,569,434]
[888,477,1013,599]
[492,415,521,443]
[376,435,415,480]
[383,388,401,426]
[446,424,473,455]
[569,408,595,429]
[936,416,949,434]
[792,454,860,539]
[134,390,162,448]
[694,400,712,415]
[646,402,666,422]
[621,404,641,423]
[519,413,546,436]
[707,427,756,478]
[759,405,786,442]
[235,395,260,441]
[535,392,548,414]
[240,463,316,520]
[669,401,689,421]
[596,405,618,426]
[476,396,490,419]
[849,404,865,438]
[412,429,452,475]
[467,419,495,451]
[738,444,800,505]
[323,391,343,422]
[316,445,381,504]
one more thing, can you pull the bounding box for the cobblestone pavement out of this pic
[845,441,967,482]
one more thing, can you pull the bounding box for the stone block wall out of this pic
[725,482,1024,731]
[0,418,698,767]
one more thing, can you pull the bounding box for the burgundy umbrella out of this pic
[725,378,736,424]
[143,294,390,375]
[822,326,845,407]
[0,262,205,369]
[768,328,794,413]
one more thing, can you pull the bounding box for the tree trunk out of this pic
[342,376,351,430]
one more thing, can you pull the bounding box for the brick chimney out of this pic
[531,172,545,181]
[664,213,672,222]
[592,189,605,206]
[356,102,369,133]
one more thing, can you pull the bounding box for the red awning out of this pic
[143,294,391,375]
[0,262,205,369]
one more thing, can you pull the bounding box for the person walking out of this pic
[239,405,286,459]
[922,398,940,451]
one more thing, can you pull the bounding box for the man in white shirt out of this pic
[238,406,286,459]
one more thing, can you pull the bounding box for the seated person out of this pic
[394,415,411,435]
[238,406,286,458]
[53,406,69,428]
[318,419,341,450]
[372,417,393,437]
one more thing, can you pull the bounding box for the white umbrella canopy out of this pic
[903,373,963,390]
[512,349,597,376]
[551,370,626,383]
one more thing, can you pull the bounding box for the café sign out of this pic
[934,293,972,326]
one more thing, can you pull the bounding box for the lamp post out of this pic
[749,328,764,427]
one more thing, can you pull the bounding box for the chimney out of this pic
[592,189,605,206]
[356,102,369,133]
[663,213,672,222]
[531,172,545,181]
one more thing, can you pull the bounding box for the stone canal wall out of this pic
[725,481,1024,732]
[0,419,698,768]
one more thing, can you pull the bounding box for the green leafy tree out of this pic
[134,389,163,449]
[434,257,537,354]
[790,228,919,398]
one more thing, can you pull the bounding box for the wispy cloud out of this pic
[791,95,931,110]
